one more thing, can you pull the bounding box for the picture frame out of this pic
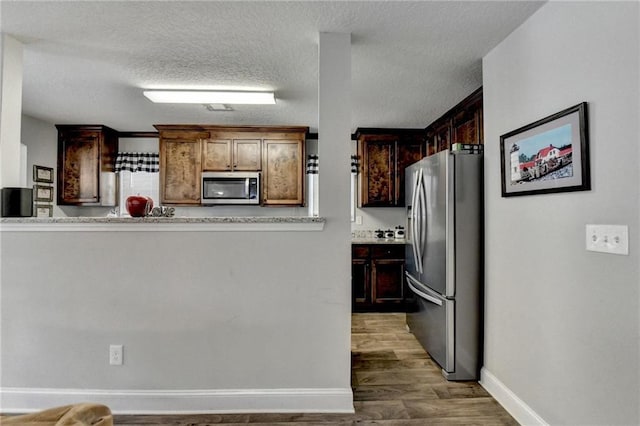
[33,165,54,183]
[500,102,590,197]
[33,184,54,202]
[35,204,53,218]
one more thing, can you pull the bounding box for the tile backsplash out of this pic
[352,229,375,239]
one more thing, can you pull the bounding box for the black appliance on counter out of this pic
[1,187,33,217]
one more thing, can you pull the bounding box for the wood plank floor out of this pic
[114,313,518,425]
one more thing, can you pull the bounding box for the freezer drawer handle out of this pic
[406,274,443,306]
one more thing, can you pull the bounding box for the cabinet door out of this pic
[203,138,261,171]
[434,119,451,153]
[371,258,405,305]
[360,139,395,207]
[234,139,262,171]
[58,131,100,204]
[396,140,425,206]
[425,129,437,157]
[160,135,203,204]
[352,259,370,310]
[202,139,232,171]
[452,97,483,145]
[262,139,303,205]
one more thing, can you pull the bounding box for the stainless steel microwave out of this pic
[201,172,260,205]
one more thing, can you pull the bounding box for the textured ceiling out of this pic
[1,1,544,133]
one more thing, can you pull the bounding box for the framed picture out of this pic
[35,204,53,217]
[33,184,54,202]
[33,165,54,183]
[500,102,590,197]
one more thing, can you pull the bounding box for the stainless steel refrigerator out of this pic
[405,146,483,381]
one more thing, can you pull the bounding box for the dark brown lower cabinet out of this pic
[352,244,406,312]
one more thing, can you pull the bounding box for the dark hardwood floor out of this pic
[115,313,517,425]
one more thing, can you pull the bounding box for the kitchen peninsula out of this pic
[0,211,349,413]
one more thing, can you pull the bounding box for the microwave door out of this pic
[201,172,260,205]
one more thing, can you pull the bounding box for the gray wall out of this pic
[22,115,63,217]
[483,2,639,424]
[2,34,353,413]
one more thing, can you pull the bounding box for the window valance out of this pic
[115,152,159,173]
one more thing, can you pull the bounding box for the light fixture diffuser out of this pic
[143,90,276,104]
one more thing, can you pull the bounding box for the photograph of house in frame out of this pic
[500,102,590,197]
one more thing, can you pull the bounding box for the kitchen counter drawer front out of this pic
[371,245,404,259]
[352,245,370,259]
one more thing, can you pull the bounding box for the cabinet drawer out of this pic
[352,245,370,259]
[371,245,405,259]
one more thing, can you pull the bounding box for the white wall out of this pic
[482,2,639,425]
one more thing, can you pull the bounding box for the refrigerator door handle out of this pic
[415,169,425,274]
[410,169,421,272]
[405,273,443,306]
[418,169,427,273]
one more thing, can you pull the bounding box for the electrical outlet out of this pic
[109,344,123,366]
[585,224,629,255]
[355,216,363,225]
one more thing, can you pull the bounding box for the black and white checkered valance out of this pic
[115,152,159,173]
[306,155,319,174]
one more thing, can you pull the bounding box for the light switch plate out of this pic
[586,224,629,255]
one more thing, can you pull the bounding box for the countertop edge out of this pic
[351,239,407,245]
[0,217,326,232]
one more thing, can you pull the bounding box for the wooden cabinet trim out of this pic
[155,125,308,134]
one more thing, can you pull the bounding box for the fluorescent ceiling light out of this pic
[143,90,276,104]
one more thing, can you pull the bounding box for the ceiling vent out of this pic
[204,103,234,112]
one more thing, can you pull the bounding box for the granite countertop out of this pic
[0,216,325,232]
[351,238,407,245]
[0,216,324,224]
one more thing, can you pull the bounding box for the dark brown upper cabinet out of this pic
[425,87,483,155]
[56,124,118,206]
[356,128,426,207]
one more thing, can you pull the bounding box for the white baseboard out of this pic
[0,387,354,415]
[480,368,548,426]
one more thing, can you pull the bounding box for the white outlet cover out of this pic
[109,344,123,365]
[586,224,629,255]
